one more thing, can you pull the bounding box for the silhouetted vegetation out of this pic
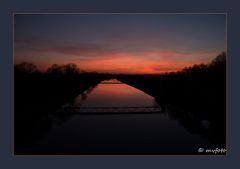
[14,52,226,154]
[14,63,113,152]
[14,62,39,74]
[117,52,226,148]
[46,63,82,75]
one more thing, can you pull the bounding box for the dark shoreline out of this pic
[14,73,111,150]
[117,70,226,148]
[14,53,226,154]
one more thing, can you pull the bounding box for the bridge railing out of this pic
[56,106,163,114]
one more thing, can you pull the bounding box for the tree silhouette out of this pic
[181,51,226,74]
[47,63,80,75]
[62,63,80,74]
[210,52,226,65]
[14,62,38,73]
[47,64,63,74]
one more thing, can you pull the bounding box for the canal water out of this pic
[71,79,160,108]
[24,79,209,154]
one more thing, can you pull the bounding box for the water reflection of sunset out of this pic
[73,79,158,107]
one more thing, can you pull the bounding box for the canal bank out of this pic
[16,79,211,155]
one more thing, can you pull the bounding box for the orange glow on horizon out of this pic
[15,50,214,74]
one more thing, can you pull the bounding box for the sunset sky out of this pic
[14,14,226,74]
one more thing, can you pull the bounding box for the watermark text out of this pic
[198,148,226,154]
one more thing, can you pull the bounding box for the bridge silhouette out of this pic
[56,106,162,115]
[55,79,162,115]
[100,82,123,84]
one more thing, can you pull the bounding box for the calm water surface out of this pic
[72,79,159,108]
[24,79,209,154]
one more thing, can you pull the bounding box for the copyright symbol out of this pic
[198,148,204,153]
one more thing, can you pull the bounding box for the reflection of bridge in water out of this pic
[57,79,161,115]
[57,106,162,115]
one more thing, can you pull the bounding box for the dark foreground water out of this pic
[17,79,211,155]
